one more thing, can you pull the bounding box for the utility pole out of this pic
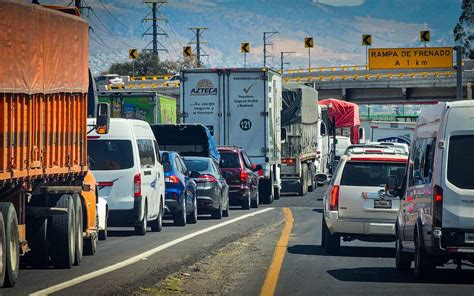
[263,31,279,68]
[455,46,463,100]
[74,0,81,9]
[189,27,209,68]
[280,51,295,73]
[143,0,168,58]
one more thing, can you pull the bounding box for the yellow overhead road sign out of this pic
[129,49,138,59]
[420,30,430,42]
[362,35,372,46]
[183,46,192,57]
[304,37,314,48]
[368,47,453,69]
[241,42,250,53]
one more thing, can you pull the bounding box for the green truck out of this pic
[98,91,177,124]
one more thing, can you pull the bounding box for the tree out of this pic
[453,0,473,59]
[107,52,198,76]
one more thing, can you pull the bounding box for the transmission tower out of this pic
[188,27,209,68]
[142,0,169,58]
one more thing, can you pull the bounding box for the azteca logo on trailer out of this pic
[190,79,217,96]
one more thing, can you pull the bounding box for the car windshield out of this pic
[183,158,211,172]
[88,140,134,170]
[448,135,474,189]
[219,153,240,168]
[341,161,406,187]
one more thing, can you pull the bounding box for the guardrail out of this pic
[129,75,173,81]
[106,81,180,90]
[278,65,368,74]
[283,71,456,82]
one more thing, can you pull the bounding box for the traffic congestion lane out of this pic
[275,205,474,295]
[1,207,281,296]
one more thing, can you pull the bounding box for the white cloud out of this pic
[313,0,365,7]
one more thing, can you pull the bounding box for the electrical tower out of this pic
[188,27,209,68]
[143,0,169,58]
[280,51,295,73]
[263,31,279,68]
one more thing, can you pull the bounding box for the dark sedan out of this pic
[182,157,229,219]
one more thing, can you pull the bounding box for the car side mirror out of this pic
[315,173,328,184]
[189,171,200,178]
[95,103,110,134]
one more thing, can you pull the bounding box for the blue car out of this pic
[160,151,198,226]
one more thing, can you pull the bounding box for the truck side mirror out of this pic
[96,103,110,134]
[315,173,328,184]
[281,128,287,143]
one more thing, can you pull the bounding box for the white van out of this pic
[87,118,165,236]
[394,101,474,279]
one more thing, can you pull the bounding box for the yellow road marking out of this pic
[260,208,294,296]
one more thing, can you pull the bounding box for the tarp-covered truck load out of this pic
[98,91,177,124]
[180,68,282,204]
[281,83,328,195]
[0,2,102,287]
[319,98,363,144]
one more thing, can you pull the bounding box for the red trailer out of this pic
[319,99,363,144]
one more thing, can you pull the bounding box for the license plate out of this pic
[465,233,474,243]
[374,199,392,209]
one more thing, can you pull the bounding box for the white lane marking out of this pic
[30,208,274,296]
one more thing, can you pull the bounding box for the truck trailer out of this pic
[180,68,282,203]
[0,2,107,287]
[281,83,328,196]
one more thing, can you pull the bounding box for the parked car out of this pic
[182,157,229,219]
[87,118,165,236]
[394,101,474,279]
[95,74,124,87]
[218,146,260,209]
[322,146,408,254]
[160,151,198,226]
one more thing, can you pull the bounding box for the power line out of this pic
[96,0,141,34]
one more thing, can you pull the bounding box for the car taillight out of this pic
[195,174,217,183]
[282,158,296,165]
[257,169,264,177]
[329,185,340,211]
[134,174,141,198]
[240,170,249,182]
[97,181,114,187]
[433,185,443,227]
[165,175,180,184]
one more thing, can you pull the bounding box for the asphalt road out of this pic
[2,185,474,295]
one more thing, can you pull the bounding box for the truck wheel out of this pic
[50,195,75,269]
[242,192,251,210]
[83,233,97,256]
[135,203,148,236]
[72,194,83,266]
[322,216,340,254]
[414,229,435,279]
[395,228,411,271]
[26,216,49,268]
[299,164,308,196]
[151,200,164,231]
[174,197,187,226]
[0,213,6,287]
[0,203,19,287]
[274,186,281,200]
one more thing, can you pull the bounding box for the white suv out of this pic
[322,147,408,253]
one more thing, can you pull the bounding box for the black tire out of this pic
[251,191,259,208]
[83,234,97,256]
[135,203,147,236]
[299,164,308,196]
[223,196,230,218]
[308,167,315,192]
[0,214,6,288]
[414,230,435,279]
[0,203,19,286]
[98,210,108,241]
[150,200,164,232]
[322,216,340,254]
[274,186,281,200]
[188,196,198,224]
[212,200,223,219]
[174,197,187,226]
[25,216,49,268]
[261,178,274,204]
[72,194,83,266]
[50,195,75,269]
[242,192,251,210]
[395,228,411,271]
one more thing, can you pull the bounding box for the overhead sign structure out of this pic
[420,30,430,42]
[129,49,138,60]
[183,46,192,57]
[362,35,372,46]
[368,47,453,69]
[241,42,250,53]
[304,37,314,48]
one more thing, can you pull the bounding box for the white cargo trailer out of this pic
[180,68,282,203]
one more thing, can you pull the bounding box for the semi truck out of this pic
[281,83,328,196]
[0,2,108,287]
[180,68,282,203]
[98,91,177,124]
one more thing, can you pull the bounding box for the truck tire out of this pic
[395,227,411,271]
[135,203,148,236]
[299,164,308,196]
[150,199,164,231]
[72,194,83,266]
[83,233,97,256]
[414,228,435,279]
[261,177,274,204]
[26,216,49,268]
[0,202,19,287]
[0,214,6,288]
[50,195,75,269]
[274,185,281,200]
[322,215,340,254]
